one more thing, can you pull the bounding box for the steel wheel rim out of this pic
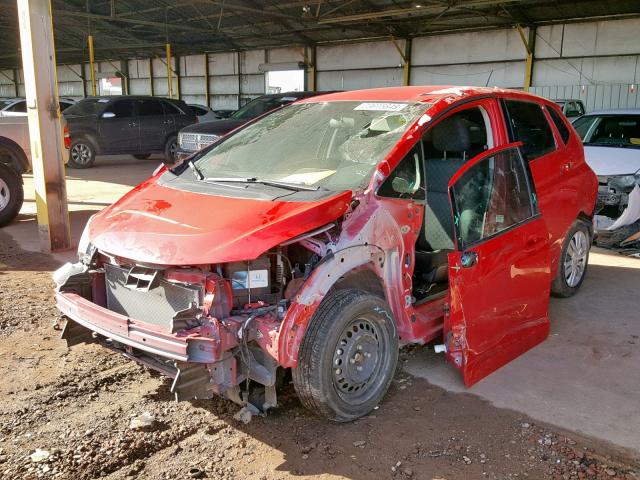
[564,230,588,287]
[71,143,91,165]
[332,316,384,401]
[0,177,9,211]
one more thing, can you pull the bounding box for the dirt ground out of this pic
[1,231,639,480]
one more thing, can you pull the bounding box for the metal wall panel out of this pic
[317,40,405,70]
[412,28,526,65]
[530,84,640,111]
[412,61,525,88]
[317,68,403,90]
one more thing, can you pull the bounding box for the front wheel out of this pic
[551,220,591,297]
[163,136,178,164]
[0,164,24,227]
[292,289,398,422]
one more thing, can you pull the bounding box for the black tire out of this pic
[68,139,96,169]
[164,136,178,164]
[133,153,151,160]
[0,164,24,227]
[551,220,591,298]
[292,289,398,422]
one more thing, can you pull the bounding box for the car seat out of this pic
[415,115,472,284]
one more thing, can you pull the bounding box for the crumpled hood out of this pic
[88,177,351,265]
[584,145,640,176]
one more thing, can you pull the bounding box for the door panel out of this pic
[444,145,551,387]
[138,99,167,152]
[97,100,138,153]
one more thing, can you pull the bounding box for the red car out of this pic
[54,86,597,421]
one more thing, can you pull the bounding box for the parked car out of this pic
[0,116,31,226]
[177,91,327,160]
[54,86,597,421]
[187,104,222,123]
[553,99,585,121]
[0,115,69,225]
[0,97,75,117]
[63,96,197,168]
[572,109,640,232]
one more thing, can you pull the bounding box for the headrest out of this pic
[432,116,471,152]
[604,122,623,136]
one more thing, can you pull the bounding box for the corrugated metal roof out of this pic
[0,0,639,68]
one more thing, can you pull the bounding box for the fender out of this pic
[0,137,29,174]
[276,244,393,368]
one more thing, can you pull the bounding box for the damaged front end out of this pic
[53,240,320,412]
[594,172,640,252]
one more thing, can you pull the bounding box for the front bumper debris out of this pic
[56,291,227,362]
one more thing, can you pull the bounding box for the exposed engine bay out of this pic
[55,223,339,412]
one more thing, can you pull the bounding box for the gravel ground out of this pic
[1,231,639,480]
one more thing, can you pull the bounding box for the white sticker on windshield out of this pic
[354,102,407,112]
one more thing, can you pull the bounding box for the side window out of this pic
[378,144,425,200]
[9,101,27,113]
[162,101,184,115]
[451,148,537,248]
[548,107,571,144]
[503,100,555,161]
[190,106,207,116]
[139,99,164,116]
[103,100,134,118]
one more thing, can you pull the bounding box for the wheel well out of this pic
[0,137,29,174]
[331,267,386,301]
[577,211,594,235]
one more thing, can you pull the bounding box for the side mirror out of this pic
[102,112,116,119]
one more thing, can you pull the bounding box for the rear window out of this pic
[64,99,106,116]
[162,101,184,115]
[548,107,571,144]
[503,100,556,161]
[139,99,164,116]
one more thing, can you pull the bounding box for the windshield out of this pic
[231,96,294,120]
[574,114,640,148]
[192,101,428,192]
[63,99,106,116]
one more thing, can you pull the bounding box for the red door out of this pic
[443,144,551,387]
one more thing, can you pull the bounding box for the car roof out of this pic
[297,85,550,105]
[581,108,640,116]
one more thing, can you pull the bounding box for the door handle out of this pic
[460,251,478,269]
[562,161,573,172]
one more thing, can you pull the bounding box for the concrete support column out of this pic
[17,0,71,251]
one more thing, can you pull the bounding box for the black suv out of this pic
[176,91,327,160]
[64,96,197,168]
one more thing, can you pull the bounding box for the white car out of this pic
[573,109,640,231]
[0,97,76,117]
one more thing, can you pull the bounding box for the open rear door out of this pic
[444,144,551,387]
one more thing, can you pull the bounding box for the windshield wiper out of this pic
[187,158,204,180]
[203,177,319,192]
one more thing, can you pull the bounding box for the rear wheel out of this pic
[293,289,398,422]
[68,140,96,168]
[551,220,591,297]
[133,153,151,160]
[163,136,178,164]
[0,164,24,227]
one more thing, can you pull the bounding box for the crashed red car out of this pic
[54,86,597,421]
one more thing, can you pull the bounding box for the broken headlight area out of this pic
[53,227,338,412]
[594,174,640,227]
